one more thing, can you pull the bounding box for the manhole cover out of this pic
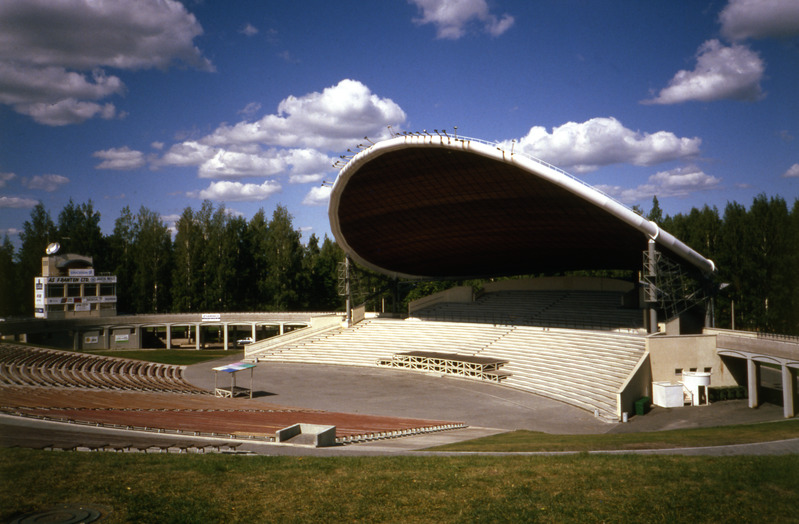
[10,504,109,524]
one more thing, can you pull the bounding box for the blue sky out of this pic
[1,0,798,248]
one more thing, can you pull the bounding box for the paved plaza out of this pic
[183,354,798,455]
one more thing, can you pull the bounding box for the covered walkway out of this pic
[713,329,799,419]
[0,312,336,351]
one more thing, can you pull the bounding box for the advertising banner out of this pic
[43,276,116,284]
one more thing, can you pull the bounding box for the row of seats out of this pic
[0,386,464,444]
[254,319,514,367]
[415,290,643,331]
[254,319,646,421]
[0,343,207,394]
[479,327,646,420]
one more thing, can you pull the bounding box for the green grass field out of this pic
[6,345,797,521]
[2,449,798,523]
[428,419,799,452]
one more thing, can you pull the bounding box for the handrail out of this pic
[706,327,799,345]
[411,310,644,333]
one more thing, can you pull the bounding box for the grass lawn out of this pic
[83,349,240,365]
[427,419,799,452]
[2,449,798,523]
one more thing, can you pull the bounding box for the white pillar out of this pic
[279,323,284,335]
[165,324,172,349]
[251,323,257,341]
[747,358,760,409]
[782,364,796,418]
[223,323,229,351]
[195,323,201,350]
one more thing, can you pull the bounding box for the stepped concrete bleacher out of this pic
[415,289,643,331]
[480,327,646,420]
[251,319,647,421]
[251,319,514,368]
[252,283,648,422]
[0,343,207,394]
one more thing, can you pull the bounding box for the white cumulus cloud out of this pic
[93,147,146,170]
[302,186,332,206]
[597,166,721,203]
[187,180,282,202]
[782,163,799,178]
[203,79,406,151]
[0,196,39,208]
[409,0,515,39]
[0,0,213,125]
[157,79,401,205]
[159,141,216,167]
[198,149,289,179]
[22,174,70,192]
[720,0,799,40]
[502,117,701,173]
[643,40,764,105]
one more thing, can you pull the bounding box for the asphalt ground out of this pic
[181,354,799,455]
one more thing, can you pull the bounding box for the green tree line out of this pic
[1,200,344,316]
[1,194,797,335]
[652,194,799,335]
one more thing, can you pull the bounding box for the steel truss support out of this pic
[642,244,711,327]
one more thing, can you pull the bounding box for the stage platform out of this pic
[378,351,510,382]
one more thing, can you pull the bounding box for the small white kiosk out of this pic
[682,371,711,406]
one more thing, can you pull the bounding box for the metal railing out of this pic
[412,310,644,333]
[757,331,799,344]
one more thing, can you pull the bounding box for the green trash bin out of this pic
[634,396,650,416]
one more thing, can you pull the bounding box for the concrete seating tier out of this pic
[244,321,342,361]
[255,319,514,368]
[0,343,207,394]
[415,290,643,331]
[479,327,646,420]
[254,318,645,420]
